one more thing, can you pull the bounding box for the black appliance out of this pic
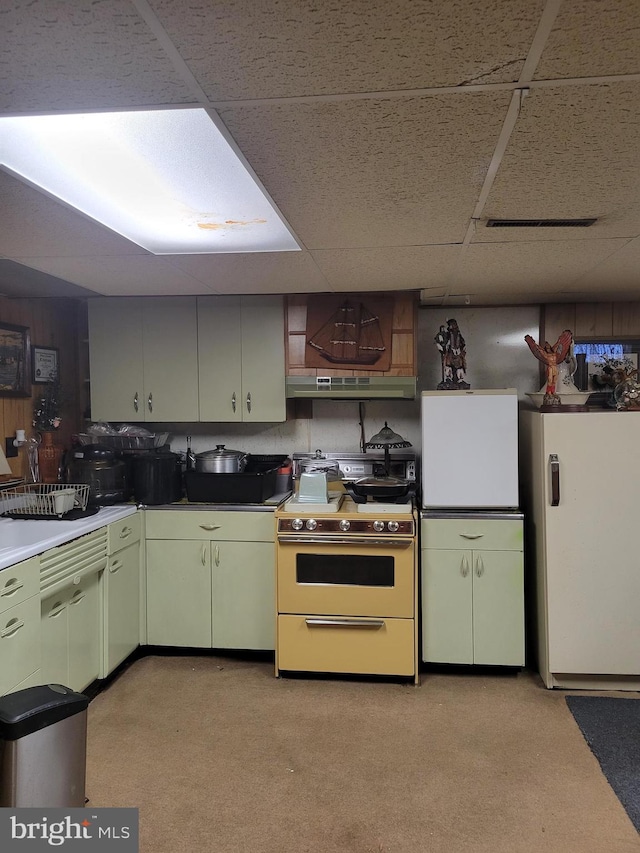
[185,455,287,503]
[66,444,127,506]
[132,451,182,505]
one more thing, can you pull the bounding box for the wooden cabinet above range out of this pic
[285,292,417,377]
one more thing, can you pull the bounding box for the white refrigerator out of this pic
[521,410,640,689]
[421,389,519,509]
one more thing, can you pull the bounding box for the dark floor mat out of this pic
[566,695,640,833]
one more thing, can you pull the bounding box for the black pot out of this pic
[132,451,183,505]
[345,476,414,503]
[67,451,127,506]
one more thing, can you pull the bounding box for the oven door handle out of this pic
[277,535,413,546]
[305,618,385,629]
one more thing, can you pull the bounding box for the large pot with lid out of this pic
[195,445,248,474]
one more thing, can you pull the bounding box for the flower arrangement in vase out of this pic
[32,373,63,482]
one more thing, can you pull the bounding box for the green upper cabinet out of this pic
[197,295,285,423]
[88,297,199,422]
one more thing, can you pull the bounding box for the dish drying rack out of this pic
[0,484,90,518]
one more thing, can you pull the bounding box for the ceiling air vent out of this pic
[486,218,597,228]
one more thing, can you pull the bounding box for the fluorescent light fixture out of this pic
[0,108,300,254]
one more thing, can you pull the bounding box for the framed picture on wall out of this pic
[0,322,31,397]
[32,345,59,383]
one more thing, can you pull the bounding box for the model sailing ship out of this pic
[307,300,386,365]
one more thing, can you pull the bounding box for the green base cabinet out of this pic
[146,540,212,647]
[212,541,275,650]
[41,572,102,692]
[0,557,41,696]
[145,510,276,651]
[421,517,524,666]
[103,518,141,677]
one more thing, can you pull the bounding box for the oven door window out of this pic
[296,553,394,587]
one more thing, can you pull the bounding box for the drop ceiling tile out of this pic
[311,246,460,292]
[535,0,640,79]
[0,0,196,112]
[13,256,212,296]
[454,240,630,296]
[574,236,640,292]
[0,171,148,257]
[151,0,542,100]
[476,85,640,242]
[218,92,512,250]
[164,252,329,294]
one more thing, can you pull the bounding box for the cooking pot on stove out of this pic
[345,475,414,503]
[195,445,248,474]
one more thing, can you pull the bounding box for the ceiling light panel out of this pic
[0,109,300,254]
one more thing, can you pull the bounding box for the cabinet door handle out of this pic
[246,392,251,414]
[475,555,485,578]
[1,579,24,598]
[119,526,132,539]
[460,533,484,540]
[1,618,25,639]
[134,392,139,413]
[232,393,237,413]
[305,618,385,629]
[549,454,560,506]
[199,524,220,531]
[69,592,86,605]
[109,559,122,574]
[148,392,153,413]
[201,544,207,566]
[214,545,220,567]
[48,602,66,618]
[460,556,469,578]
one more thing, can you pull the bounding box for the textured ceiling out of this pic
[1,0,639,304]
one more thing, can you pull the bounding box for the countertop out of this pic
[0,505,138,571]
[141,491,292,512]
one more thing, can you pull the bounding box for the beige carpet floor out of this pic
[86,656,640,852]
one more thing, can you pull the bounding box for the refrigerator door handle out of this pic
[549,454,560,506]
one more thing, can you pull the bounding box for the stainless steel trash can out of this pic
[0,684,89,807]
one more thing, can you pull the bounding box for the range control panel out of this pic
[278,517,415,535]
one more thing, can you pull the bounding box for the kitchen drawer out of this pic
[145,510,274,542]
[277,614,415,676]
[421,518,523,552]
[0,557,40,614]
[108,513,141,554]
[0,596,41,695]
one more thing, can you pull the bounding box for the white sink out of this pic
[0,519,65,551]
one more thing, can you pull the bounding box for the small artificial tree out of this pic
[33,374,62,432]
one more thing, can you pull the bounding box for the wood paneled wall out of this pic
[285,292,418,376]
[0,297,85,480]
[543,302,640,345]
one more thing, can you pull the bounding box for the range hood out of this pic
[285,375,416,400]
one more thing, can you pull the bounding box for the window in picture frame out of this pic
[574,339,640,407]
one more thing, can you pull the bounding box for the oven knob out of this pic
[306,518,318,530]
[291,518,304,531]
[339,519,351,531]
[373,520,385,532]
[387,520,400,533]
